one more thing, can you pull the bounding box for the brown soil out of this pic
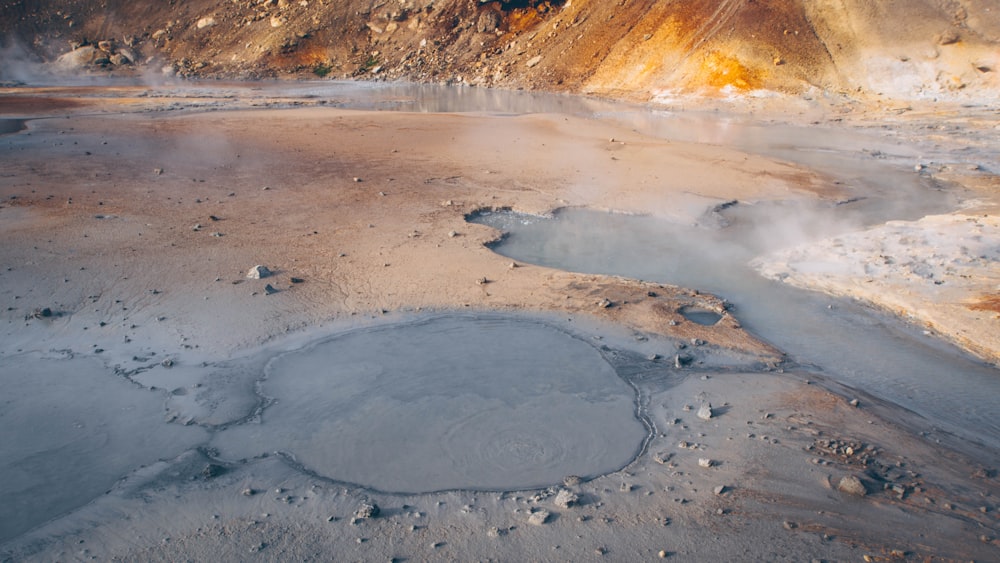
[3,0,998,101]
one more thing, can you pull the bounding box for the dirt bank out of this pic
[3,0,998,102]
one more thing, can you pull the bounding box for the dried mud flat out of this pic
[1,84,999,561]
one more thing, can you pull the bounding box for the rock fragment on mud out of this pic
[353,502,380,521]
[247,265,272,279]
[554,489,579,508]
[528,509,551,525]
[697,403,714,420]
[837,474,868,496]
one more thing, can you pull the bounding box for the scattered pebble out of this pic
[697,403,714,420]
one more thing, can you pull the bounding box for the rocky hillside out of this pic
[2,0,998,102]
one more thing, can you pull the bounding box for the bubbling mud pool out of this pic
[211,316,648,493]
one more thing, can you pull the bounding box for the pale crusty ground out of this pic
[755,213,1000,366]
[1,87,999,561]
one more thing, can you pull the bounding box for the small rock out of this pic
[698,458,714,468]
[658,550,668,558]
[783,520,797,530]
[241,488,256,496]
[290,277,304,284]
[354,502,380,520]
[247,265,271,279]
[597,297,613,309]
[448,230,459,237]
[527,509,550,525]
[713,485,727,495]
[526,55,542,68]
[264,284,278,295]
[554,489,579,509]
[563,475,582,486]
[196,17,217,29]
[849,398,860,407]
[697,403,713,420]
[201,464,225,479]
[837,474,868,496]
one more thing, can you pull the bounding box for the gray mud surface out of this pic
[0,353,206,543]
[212,316,649,493]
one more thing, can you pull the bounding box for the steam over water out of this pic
[472,159,1000,455]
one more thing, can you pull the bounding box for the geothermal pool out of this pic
[471,205,1000,453]
[1,81,998,550]
[210,316,648,493]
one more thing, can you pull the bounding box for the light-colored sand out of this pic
[1,86,998,560]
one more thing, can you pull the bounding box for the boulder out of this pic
[54,46,101,69]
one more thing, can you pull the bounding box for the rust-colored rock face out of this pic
[1,0,997,100]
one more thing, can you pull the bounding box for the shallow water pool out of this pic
[472,206,1000,453]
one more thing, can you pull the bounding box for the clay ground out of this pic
[0,85,998,561]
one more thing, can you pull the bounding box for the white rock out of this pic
[527,509,550,525]
[247,265,272,279]
[697,403,713,420]
[196,17,217,29]
[698,458,714,468]
[554,489,579,509]
[54,46,101,69]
